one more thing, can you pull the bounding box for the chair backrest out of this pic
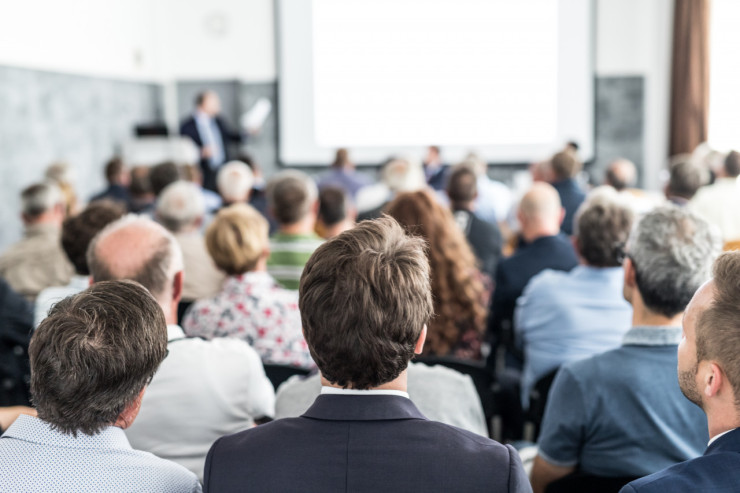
[546,473,638,493]
[263,363,311,391]
[724,240,740,252]
[525,367,560,440]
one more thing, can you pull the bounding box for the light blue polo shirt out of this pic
[537,326,708,478]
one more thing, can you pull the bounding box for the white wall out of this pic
[595,0,674,190]
[0,0,160,80]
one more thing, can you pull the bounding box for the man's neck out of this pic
[280,217,315,236]
[706,408,740,444]
[320,369,409,393]
[631,296,682,327]
[521,227,558,244]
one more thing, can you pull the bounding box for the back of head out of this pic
[550,150,582,181]
[574,188,635,267]
[446,165,478,207]
[667,155,709,200]
[628,206,721,318]
[87,216,183,302]
[695,251,740,402]
[104,157,126,185]
[461,153,487,176]
[318,186,350,228]
[724,150,740,178]
[605,159,638,191]
[266,170,318,226]
[45,162,72,185]
[206,204,268,276]
[299,217,433,389]
[156,181,205,233]
[129,166,153,198]
[149,161,180,197]
[518,182,562,226]
[386,190,485,355]
[381,157,426,193]
[62,201,126,276]
[30,280,167,436]
[217,161,254,203]
[331,148,351,169]
[21,182,63,220]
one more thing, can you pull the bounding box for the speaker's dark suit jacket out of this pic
[620,427,740,493]
[180,115,243,191]
[204,394,531,493]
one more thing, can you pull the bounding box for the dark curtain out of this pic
[669,0,712,156]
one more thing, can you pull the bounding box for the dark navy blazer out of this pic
[551,178,585,236]
[204,394,531,493]
[620,427,740,493]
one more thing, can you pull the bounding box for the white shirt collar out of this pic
[320,386,409,399]
[166,324,186,341]
[708,428,737,447]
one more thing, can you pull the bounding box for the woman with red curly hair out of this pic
[386,190,487,360]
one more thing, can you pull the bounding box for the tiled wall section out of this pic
[0,65,163,250]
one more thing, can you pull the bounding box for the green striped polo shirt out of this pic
[267,232,324,290]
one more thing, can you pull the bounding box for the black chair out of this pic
[263,363,311,392]
[413,356,498,438]
[523,367,560,441]
[176,300,193,326]
[546,472,638,493]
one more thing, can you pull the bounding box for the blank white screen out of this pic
[278,0,593,165]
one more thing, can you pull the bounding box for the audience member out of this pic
[128,165,156,213]
[447,164,503,279]
[605,158,638,191]
[183,204,313,369]
[664,155,709,206]
[180,163,222,212]
[90,157,131,208]
[217,160,254,206]
[548,150,586,235]
[487,183,578,366]
[149,161,181,198]
[0,182,73,302]
[356,156,426,220]
[317,148,372,200]
[0,279,34,407]
[155,181,225,304]
[621,251,740,493]
[275,362,487,437]
[532,206,721,493]
[463,153,513,225]
[0,281,200,492]
[316,186,356,239]
[203,217,530,493]
[387,190,487,360]
[180,91,244,191]
[266,170,323,290]
[35,200,125,326]
[88,216,274,480]
[44,162,79,217]
[517,188,635,408]
[423,145,450,191]
[689,150,740,242]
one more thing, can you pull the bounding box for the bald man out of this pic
[605,159,638,192]
[487,185,579,376]
[87,216,274,481]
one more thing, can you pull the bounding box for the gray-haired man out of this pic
[531,206,723,493]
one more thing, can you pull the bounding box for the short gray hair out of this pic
[156,181,205,233]
[626,205,722,317]
[217,161,254,203]
[21,182,63,218]
[87,215,183,300]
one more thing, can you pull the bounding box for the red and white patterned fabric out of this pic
[183,271,314,369]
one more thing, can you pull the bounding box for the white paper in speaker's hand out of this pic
[241,98,272,132]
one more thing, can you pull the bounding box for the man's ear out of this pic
[172,271,184,305]
[703,362,724,399]
[114,387,146,430]
[623,257,637,289]
[414,325,427,355]
[558,207,566,226]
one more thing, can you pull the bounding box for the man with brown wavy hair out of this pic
[204,217,531,493]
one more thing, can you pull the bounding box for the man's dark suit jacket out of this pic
[620,427,740,493]
[179,115,243,191]
[453,208,502,278]
[487,234,578,361]
[204,394,531,493]
[551,178,585,236]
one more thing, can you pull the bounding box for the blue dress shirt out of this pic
[516,265,632,407]
[0,414,201,492]
[195,112,225,169]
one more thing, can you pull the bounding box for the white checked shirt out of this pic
[0,414,201,492]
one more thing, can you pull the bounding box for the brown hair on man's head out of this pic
[299,217,433,390]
